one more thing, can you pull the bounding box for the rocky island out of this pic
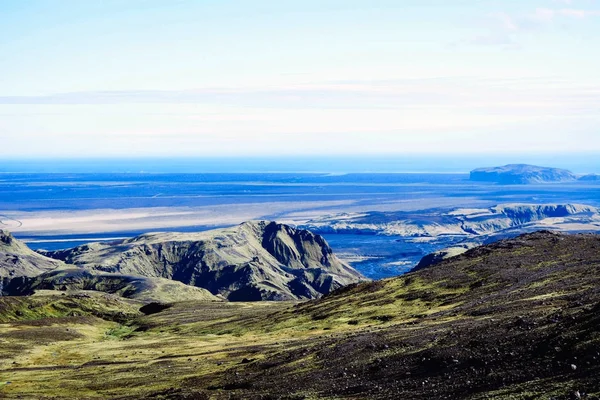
[470,164,577,184]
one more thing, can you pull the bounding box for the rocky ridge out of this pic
[40,221,366,301]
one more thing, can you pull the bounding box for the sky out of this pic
[1,0,600,158]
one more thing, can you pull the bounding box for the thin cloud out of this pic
[0,78,598,118]
[559,8,600,17]
[464,4,600,47]
[552,0,597,5]
[533,7,600,22]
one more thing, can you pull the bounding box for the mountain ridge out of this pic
[39,221,366,301]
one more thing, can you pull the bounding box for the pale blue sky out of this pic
[1,0,599,157]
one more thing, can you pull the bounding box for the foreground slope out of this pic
[41,221,365,300]
[2,231,600,399]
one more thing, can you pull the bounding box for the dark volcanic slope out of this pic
[179,231,600,399]
[41,221,365,301]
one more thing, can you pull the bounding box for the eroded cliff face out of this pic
[41,221,366,301]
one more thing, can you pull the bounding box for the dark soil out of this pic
[146,231,600,399]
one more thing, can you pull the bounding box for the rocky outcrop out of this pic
[470,164,577,184]
[41,221,366,301]
[0,229,67,278]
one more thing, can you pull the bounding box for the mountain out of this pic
[0,229,67,278]
[300,203,600,238]
[3,231,600,399]
[470,164,577,184]
[3,269,220,303]
[40,221,366,301]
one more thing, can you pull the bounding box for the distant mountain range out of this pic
[301,203,600,238]
[1,222,365,302]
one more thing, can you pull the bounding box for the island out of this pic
[470,164,577,184]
